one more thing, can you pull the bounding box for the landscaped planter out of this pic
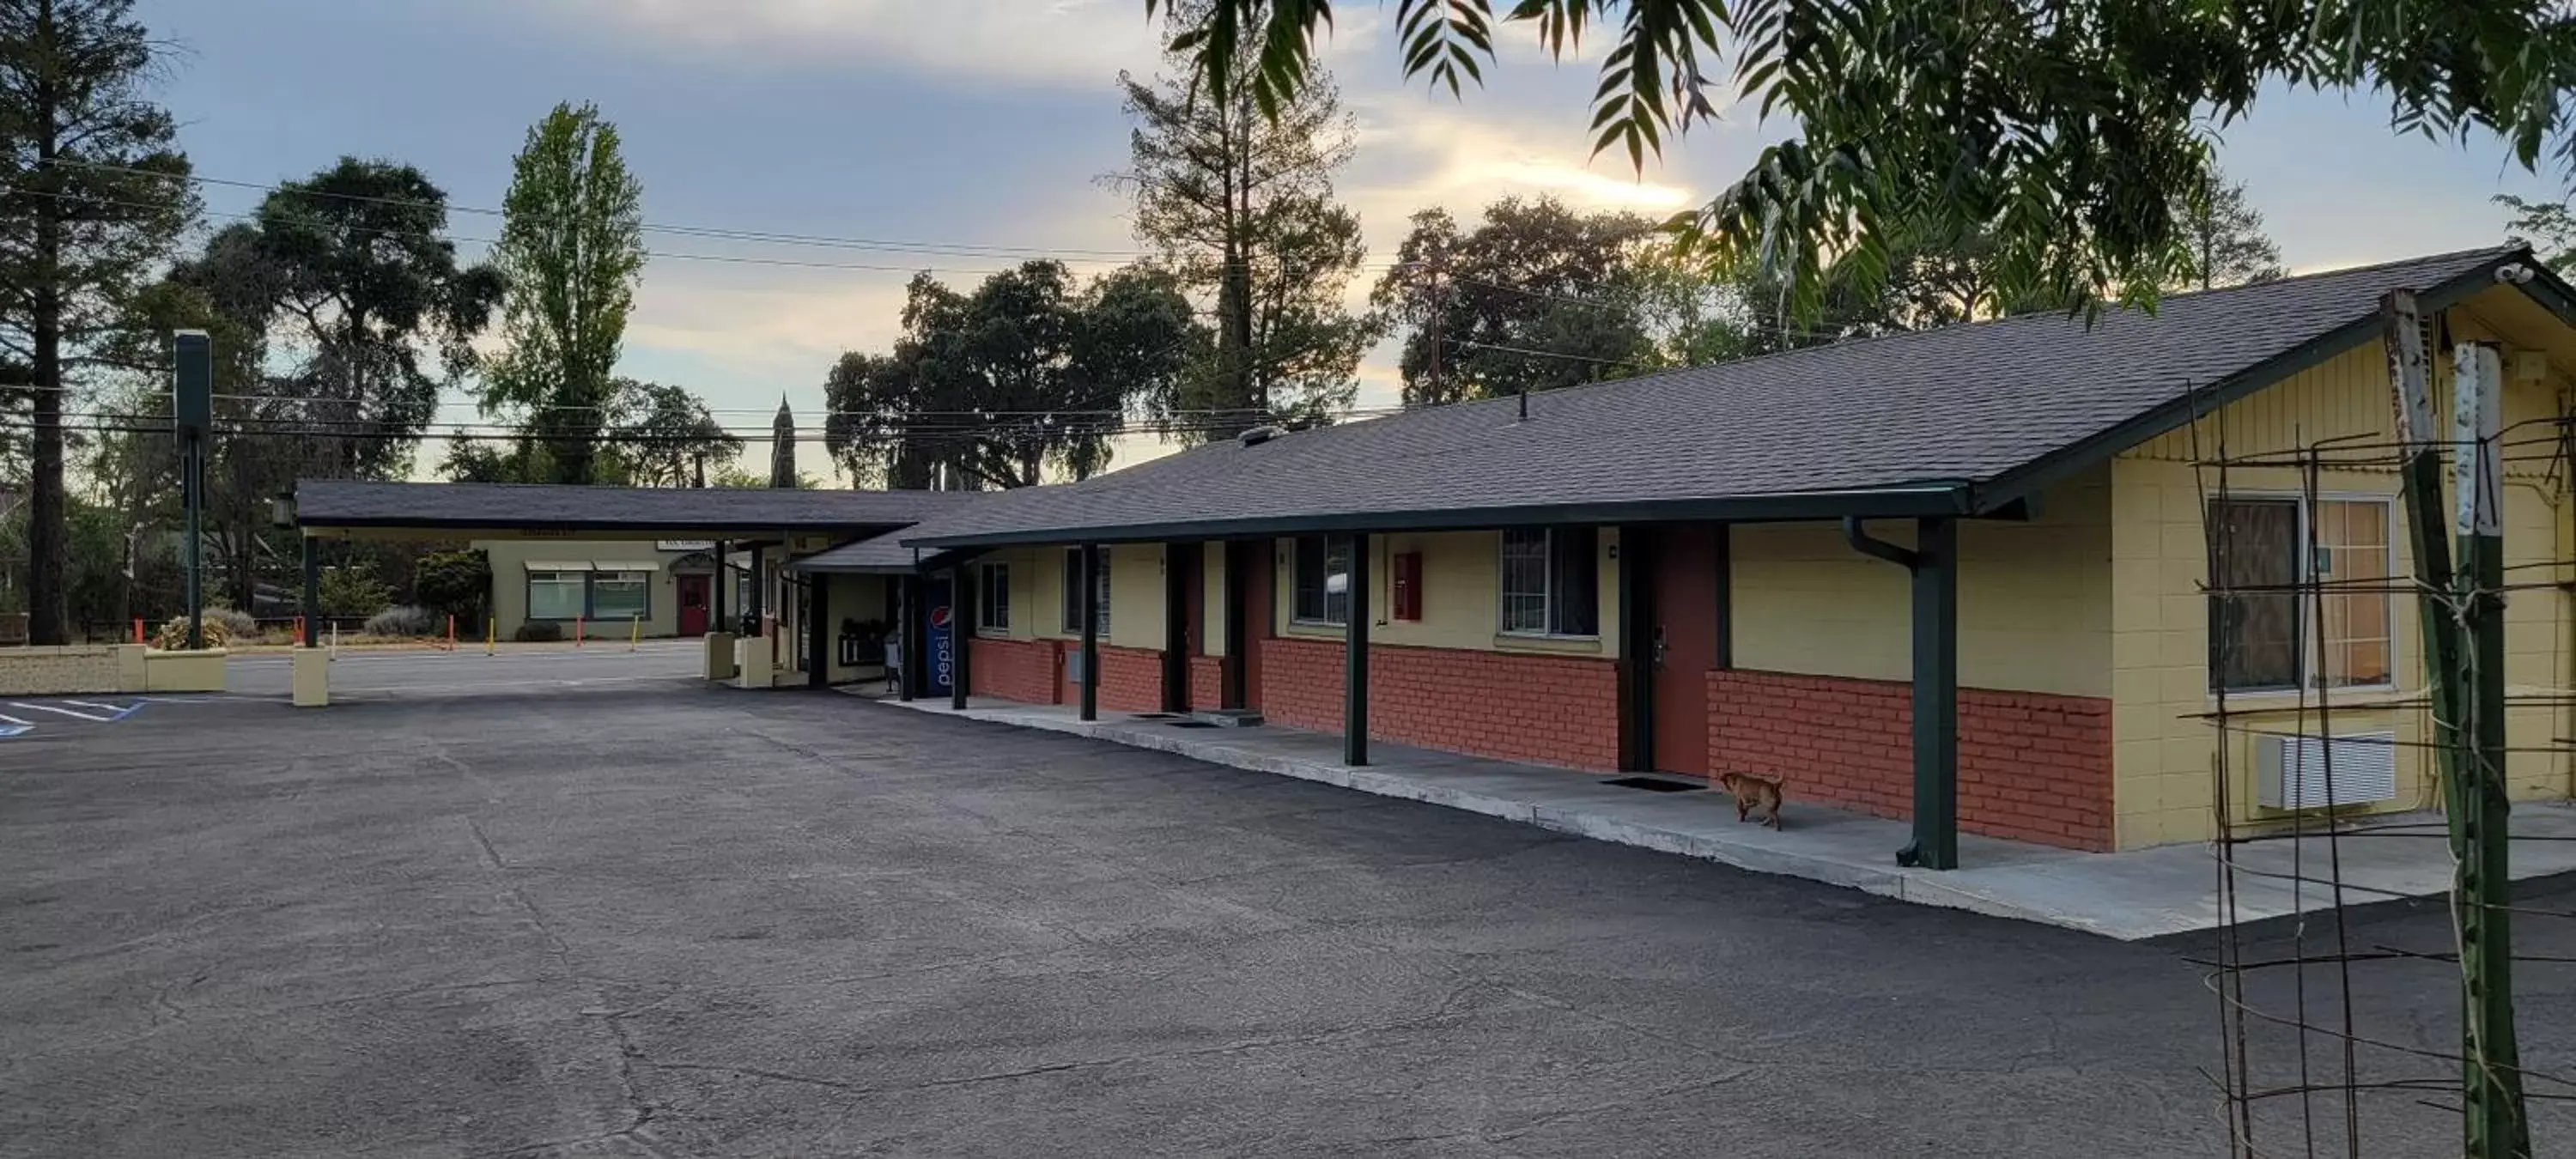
[143,648,228,693]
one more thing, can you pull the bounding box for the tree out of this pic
[1373,197,1664,405]
[0,0,195,645]
[824,262,1194,488]
[1151,0,2576,324]
[2497,194,2576,275]
[2174,171,2284,291]
[255,158,504,480]
[615,379,739,487]
[1113,32,1377,442]
[479,103,645,485]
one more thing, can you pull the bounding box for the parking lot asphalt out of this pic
[3,679,2572,1156]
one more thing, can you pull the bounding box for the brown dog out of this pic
[1718,772,1784,830]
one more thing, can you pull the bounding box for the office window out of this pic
[1291,535,1352,625]
[2208,496,2394,692]
[979,563,1012,631]
[1498,527,1599,637]
[526,570,586,621]
[1060,548,1110,635]
[590,570,651,621]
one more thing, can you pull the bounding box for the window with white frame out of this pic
[1060,548,1110,635]
[2206,495,2394,692]
[589,570,651,621]
[1498,527,1599,637]
[979,562,1012,631]
[526,570,586,621]
[1291,535,1351,625]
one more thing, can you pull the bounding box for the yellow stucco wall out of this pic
[2111,312,2576,848]
[969,548,1043,642]
[478,538,712,640]
[1267,528,1625,659]
[1029,543,1163,651]
[1728,472,2114,698]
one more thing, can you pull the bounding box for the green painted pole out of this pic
[2452,339,2528,1157]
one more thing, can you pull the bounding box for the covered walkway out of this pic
[875,692,2576,941]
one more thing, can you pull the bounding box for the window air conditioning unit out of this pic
[2254,731,2398,810]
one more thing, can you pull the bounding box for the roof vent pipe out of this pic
[1517,388,1529,422]
[1239,424,1283,446]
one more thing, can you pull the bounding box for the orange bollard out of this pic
[132,618,143,644]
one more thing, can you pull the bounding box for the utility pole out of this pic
[2381,291,2527,1156]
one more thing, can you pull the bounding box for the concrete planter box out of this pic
[0,644,126,695]
[143,648,228,693]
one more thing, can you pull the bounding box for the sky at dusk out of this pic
[133,0,2573,481]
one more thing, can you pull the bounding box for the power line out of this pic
[28,162,1424,272]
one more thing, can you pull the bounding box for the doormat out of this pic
[1165,720,1220,729]
[1601,775,1704,793]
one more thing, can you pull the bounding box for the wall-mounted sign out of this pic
[656,540,715,552]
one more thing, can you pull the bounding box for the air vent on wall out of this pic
[2255,731,2398,810]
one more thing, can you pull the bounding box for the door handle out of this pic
[1652,626,1668,670]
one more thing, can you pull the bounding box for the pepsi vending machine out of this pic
[922,577,955,699]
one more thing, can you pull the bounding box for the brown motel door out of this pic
[1649,525,1716,776]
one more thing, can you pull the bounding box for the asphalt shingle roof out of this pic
[295,480,983,534]
[904,246,2524,547]
[788,530,939,573]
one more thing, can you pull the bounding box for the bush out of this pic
[363,605,438,637]
[150,614,233,651]
[513,621,565,643]
[414,549,491,618]
[318,566,395,619]
[204,606,258,640]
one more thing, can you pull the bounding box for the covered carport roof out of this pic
[294,479,985,538]
[786,530,983,575]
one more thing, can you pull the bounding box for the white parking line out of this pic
[0,713,29,727]
[63,700,139,714]
[9,702,117,722]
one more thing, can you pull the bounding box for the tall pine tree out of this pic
[0,0,195,645]
[1113,32,1377,442]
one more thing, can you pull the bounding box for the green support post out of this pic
[1078,544,1100,722]
[2385,292,2527,1156]
[1344,531,1370,767]
[2452,338,2528,1157]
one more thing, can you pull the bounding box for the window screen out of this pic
[979,563,1011,631]
[1060,548,1109,634]
[590,571,650,621]
[2207,496,2393,692]
[1500,528,1597,637]
[526,571,586,621]
[1291,535,1351,625]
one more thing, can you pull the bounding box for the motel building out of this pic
[291,246,2576,866]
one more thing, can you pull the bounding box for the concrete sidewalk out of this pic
[874,694,2576,940]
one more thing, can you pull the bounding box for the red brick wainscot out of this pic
[971,638,1170,713]
[1259,636,1620,771]
[969,636,1060,705]
[1188,655,1224,710]
[1705,670,2112,851]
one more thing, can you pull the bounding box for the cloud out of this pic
[537,0,1384,88]
[1342,97,1698,231]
